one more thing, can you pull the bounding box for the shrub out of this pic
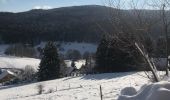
[47,88,54,93]
[37,84,44,94]
[16,65,36,83]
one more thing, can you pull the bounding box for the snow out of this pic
[65,60,86,69]
[0,56,40,70]
[0,70,15,80]
[1,44,168,100]
[0,56,85,69]
[0,72,150,100]
[120,87,137,96]
[74,60,86,69]
[118,81,170,100]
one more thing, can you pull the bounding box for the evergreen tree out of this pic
[38,42,60,81]
[95,35,144,73]
[107,37,142,72]
[95,36,109,72]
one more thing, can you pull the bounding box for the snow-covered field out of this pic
[0,72,150,100]
[0,56,40,70]
[0,56,86,71]
[0,43,166,100]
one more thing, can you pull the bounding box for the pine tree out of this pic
[95,35,144,73]
[38,42,60,81]
[95,36,109,72]
[107,37,142,72]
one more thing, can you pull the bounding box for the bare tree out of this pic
[162,3,169,76]
[103,0,162,82]
[17,65,36,82]
[147,0,170,76]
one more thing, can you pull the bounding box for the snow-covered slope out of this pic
[0,56,86,70]
[0,72,150,100]
[0,56,40,70]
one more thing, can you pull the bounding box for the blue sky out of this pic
[0,0,105,12]
[0,0,157,12]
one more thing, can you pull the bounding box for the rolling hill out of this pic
[0,5,166,44]
[0,5,113,44]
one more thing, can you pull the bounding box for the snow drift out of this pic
[118,81,170,100]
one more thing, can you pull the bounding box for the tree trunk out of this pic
[162,4,169,76]
[135,43,160,82]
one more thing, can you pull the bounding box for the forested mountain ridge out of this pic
[0,5,167,44]
[0,5,113,44]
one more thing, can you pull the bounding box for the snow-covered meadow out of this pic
[0,43,168,100]
[0,72,150,100]
[0,56,40,70]
[0,55,151,100]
